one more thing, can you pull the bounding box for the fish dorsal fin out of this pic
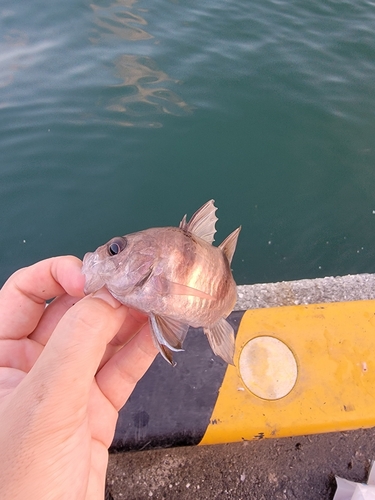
[219,226,241,264]
[203,318,235,365]
[149,313,189,365]
[179,214,187,229]
[179,200,218,244]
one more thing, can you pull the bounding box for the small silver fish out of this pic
[82,200,241,365]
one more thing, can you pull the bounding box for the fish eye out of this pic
[108,237,127,256]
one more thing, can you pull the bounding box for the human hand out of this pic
[0,256,157,500]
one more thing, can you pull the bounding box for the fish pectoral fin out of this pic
[168,281,215,300]
[179,200,218,244]
[218,226,241,264]
[149,313,189,365]
[155,276,215,300]
[204,318,235,365]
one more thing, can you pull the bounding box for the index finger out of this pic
[0,256,85,341]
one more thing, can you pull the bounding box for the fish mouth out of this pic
[82,252,99,275]
[81,252,110,294]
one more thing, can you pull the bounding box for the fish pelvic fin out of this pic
[179,200,218,244]
[204,318,235,365]
[219,226,241,264]
[149,313,189,365]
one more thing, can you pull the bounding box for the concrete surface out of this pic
[106,273,375,499]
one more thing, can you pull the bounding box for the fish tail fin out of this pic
[219,226,241,265]
[149,313,188,366]
[204,318,235,365]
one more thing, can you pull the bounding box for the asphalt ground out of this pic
[106,274,375,499]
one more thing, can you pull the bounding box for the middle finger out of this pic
[98,308,148,369]
[29,294,82,345]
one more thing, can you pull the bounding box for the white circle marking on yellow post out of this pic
[238,336,298,400]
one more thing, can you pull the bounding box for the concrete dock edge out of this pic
[235,274,375,310]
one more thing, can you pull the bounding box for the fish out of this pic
[82,200,241,365]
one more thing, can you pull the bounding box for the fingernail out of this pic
[91,288,122,309]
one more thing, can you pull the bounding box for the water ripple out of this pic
[89,0,191,126]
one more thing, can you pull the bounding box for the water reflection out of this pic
[90,1,152,42]
[90,0,190,127]
[107,55,191,127]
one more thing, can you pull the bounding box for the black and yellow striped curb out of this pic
[111,300,375,452]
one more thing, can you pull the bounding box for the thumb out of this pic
[27,288,128,410]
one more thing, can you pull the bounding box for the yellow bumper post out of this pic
[201,300,375,445]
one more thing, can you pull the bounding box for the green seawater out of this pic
[1,0,375,286]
